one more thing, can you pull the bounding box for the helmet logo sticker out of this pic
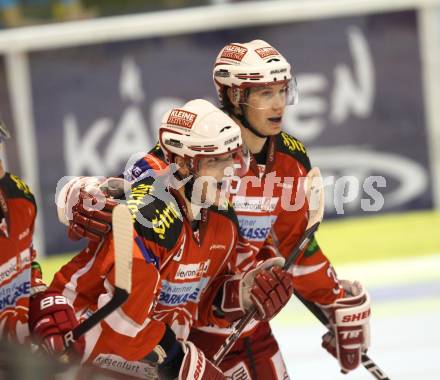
[214,69,230,78]
[167,109,197,129]
[255,47,280,59]
[270,68,287,75]
[224,135,239,146]
[220,44,248,62]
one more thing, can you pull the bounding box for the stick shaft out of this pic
[213,224,319,366]
[213,309,257,365]
[284,222,319,269]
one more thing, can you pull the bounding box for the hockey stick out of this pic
[63,203,133,349]
[213,167,324,366]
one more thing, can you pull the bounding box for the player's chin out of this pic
[211,187,229,207]
[198,183,222,206]
[265,123,282,135]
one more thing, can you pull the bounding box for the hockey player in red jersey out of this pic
[0,120,83,359]
[52,99,294,379]
[58,42,372,378]
[186,40,371,379]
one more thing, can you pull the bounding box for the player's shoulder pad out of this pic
[123,148,168,182]
[209,201,239,231]
[128,176,183,250]
[275,132,311,171]
[148,142,164,157]
[148,143,167,167]
[2,173,36,205]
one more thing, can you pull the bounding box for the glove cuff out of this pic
[319,279,371,372]
[221,275,246,322]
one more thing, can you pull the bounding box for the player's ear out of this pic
[174,156,190,177]
[227,88,242,114]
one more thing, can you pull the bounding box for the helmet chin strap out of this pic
[182,172,205,225]
[183,175,197,205]
[174,160,204,210]
[173,163,197,205]
[232,106,269,139]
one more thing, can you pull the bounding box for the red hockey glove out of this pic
[221,257,293,322]
[29,288,84,360]
[68,187,118,242]
[56,176,126,242]
[178,341,225,380]
[319,280,371,373]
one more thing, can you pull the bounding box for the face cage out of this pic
[190,144,250,179]
[234,77,298,110]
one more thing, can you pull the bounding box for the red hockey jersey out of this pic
[51,171,240,365]
[0,173,45,344]
[123,135,343,338]
[235,132,341,301]
[194,132,343,337]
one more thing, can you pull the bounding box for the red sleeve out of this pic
[96,234,166,361]
[195,274,232,329]
[271,205,344,305]
[51,234,167,362]
[196,218,240,329]
[256,233,278,261]
[234,234,259,272]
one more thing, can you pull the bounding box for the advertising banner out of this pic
[13,9,430,254]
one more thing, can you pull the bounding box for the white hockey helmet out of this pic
[213,39,298,109]
[159,99,249,176]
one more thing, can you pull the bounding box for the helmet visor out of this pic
[194,144,250,179]
[238,77,298,110]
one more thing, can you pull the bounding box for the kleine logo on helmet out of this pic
[220,44,248,62]
[167,109,197,129]
[255,47,280,59]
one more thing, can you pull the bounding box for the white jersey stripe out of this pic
[289,261,327,277]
